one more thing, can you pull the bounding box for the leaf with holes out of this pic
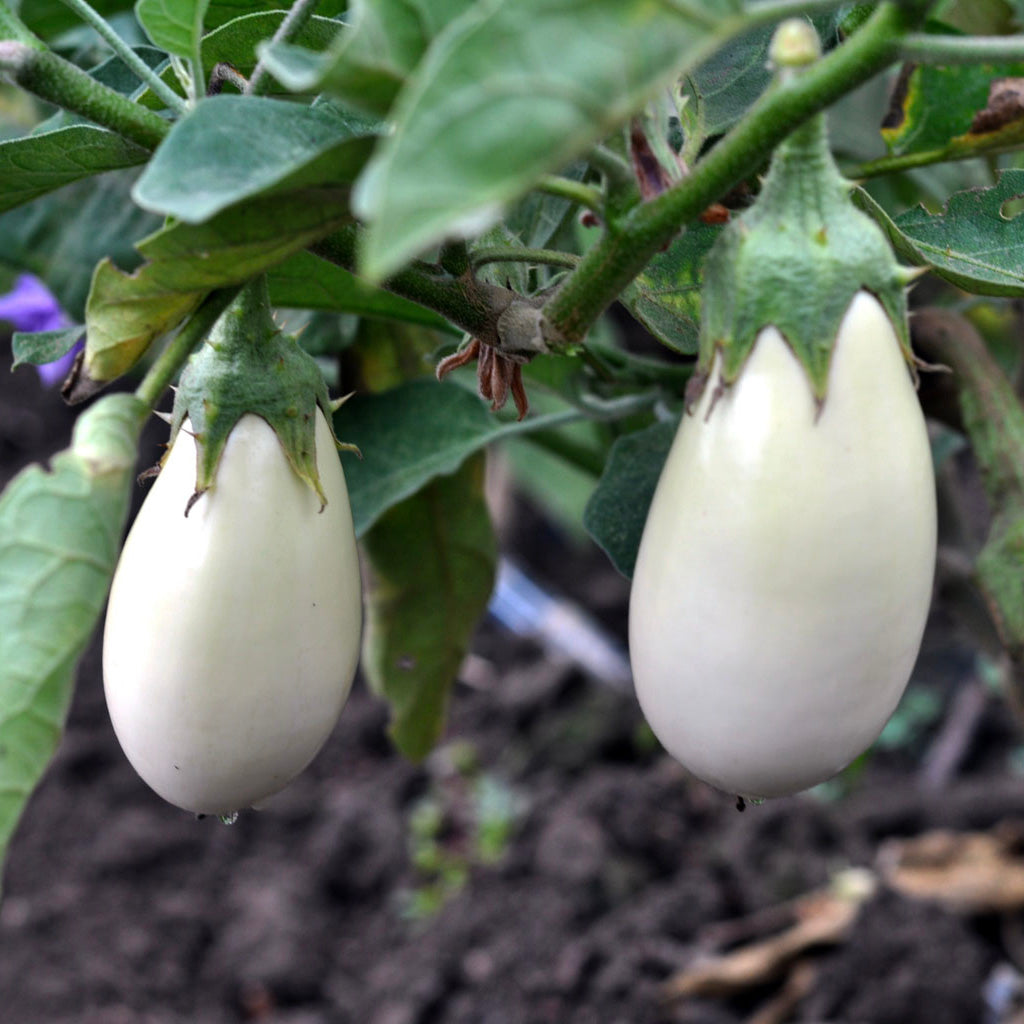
[857,172,1024,297]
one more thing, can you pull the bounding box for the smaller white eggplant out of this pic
[103,410,362,815]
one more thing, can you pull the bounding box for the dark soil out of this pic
[1,346,1022,1024]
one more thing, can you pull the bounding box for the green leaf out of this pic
[260,0,478,115]
[362,454,496,761]
[85,45,169,96]
[338,377,579,536]
[682,13,841,146]
[135,0,210,58]
[206,0,344,29]
[857,171,1024,297]
[133,96,376,223]
[583,418,676,578]
[11,326,83,369]
[267,251,455,331]
[136,11,343,106]
[353,0,743,280]
[17,1,135,41]
[0,393,144,894]
[503,161,587,251]
[0,126,147,217]
[0,170,160,321]
[621,221,723,354]
[881,58,1024,157]
[84,187,353,381]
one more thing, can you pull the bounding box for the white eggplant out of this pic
[103,410,362,815]
[629,292,936,798]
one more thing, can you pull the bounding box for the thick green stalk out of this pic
[535,175,603,213]
[900,33,1024,64]
[851,126,1024,179]
[0,41,168,148]
[544,1,918,343]
[57,0,187,113]
[135,287,241,409]
[0,3,41,45]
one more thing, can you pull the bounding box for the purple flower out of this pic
[0,273,83,386]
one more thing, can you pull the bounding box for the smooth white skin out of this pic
[103,410,362,815]
[629,292,937,798]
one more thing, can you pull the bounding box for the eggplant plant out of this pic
[1,0,1024,885]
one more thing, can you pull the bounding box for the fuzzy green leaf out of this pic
[338,377,579,536]
[0,170,159,322]
[11,327,83,370]
[354,0,743,280]
[583,419,676,579]
[362,454,496,761]
[18,1,134,40]
[206,0,344,29]
[84,188,353,382]
[0,127,148,216]
[135,0,210,58]
[135,11,343,107]
[260,0,478,115]
[133,96,377,223]
[0,394,144,895]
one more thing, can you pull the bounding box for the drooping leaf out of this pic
[84,188,353,381]
[12,326,84,370]
[857,172,1024,297]
[353,0,746,280]
[0,393,145,895]
[621,221,723,354]
[338,377,579,536]
[583,419,677,578]
[0,127,147,216]
[135,0,210,58]
[133,95,376,223]
[267,251,455,331]
[362,454,496,760]
[0,170,160,321]
[259,0,478,115]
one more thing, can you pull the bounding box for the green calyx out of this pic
[698,94,913,404]
[169,278,344,511]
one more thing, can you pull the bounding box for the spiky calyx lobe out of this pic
[698,35,915,403]
[169,279,342,511]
